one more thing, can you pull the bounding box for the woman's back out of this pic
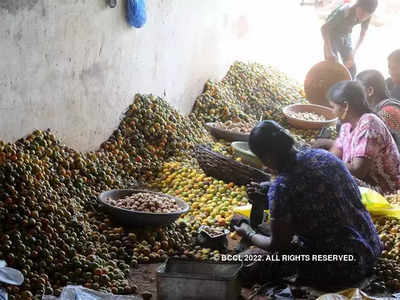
[269,148,382,259]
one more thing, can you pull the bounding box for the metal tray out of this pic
[157,258,242,300]
[97,189,190,227]
[199,226,229,239]
[197,226,229,251]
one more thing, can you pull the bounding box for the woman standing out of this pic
[327,80,400,194]
[321,0,378,78]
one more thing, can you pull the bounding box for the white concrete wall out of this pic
[0,0,324,151]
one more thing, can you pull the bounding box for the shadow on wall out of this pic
[0,0,39,15]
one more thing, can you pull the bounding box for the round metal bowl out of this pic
[231,141,263,169]
[304,61,351,107]
[98,189,190,227]
[282,104,338,130]
[205,122,249,142]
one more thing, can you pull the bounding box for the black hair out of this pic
[388,49,400,64]
[249,120,295,160]
[327,80,373,116]
[356,70,389,103]
[355,0,378,13]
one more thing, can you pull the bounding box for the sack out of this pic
[0,261,24,300]
[126,0,146,28]
[42,285,140,300]
[0,289,7,300]
[317,288,389,300]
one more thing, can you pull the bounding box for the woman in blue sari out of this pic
[234,120,382,288]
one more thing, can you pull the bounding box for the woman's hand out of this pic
[246,181,260,195]
[230,214,250,231]
[246,182,269,205]
[233,223,254,238]
[234,219,293,251]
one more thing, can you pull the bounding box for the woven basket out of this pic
[195,145,270,186]
[205,123,249,142]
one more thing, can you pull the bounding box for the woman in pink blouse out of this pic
[328,80,400,194]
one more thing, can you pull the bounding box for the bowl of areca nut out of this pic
[98,189,190,227]
[282,104,338,129]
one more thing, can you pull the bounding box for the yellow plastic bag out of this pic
[234,188,400,220]
[360,187,400,218]
[233,204,269,220]
[360,187,390,208]
[233,204,252,218]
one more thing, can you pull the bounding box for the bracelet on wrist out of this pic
[247,231,256,240]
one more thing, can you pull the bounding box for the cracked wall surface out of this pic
[0,0,40,15]
[0,0,292,151]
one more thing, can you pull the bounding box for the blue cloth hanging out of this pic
[127,0,147,28]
